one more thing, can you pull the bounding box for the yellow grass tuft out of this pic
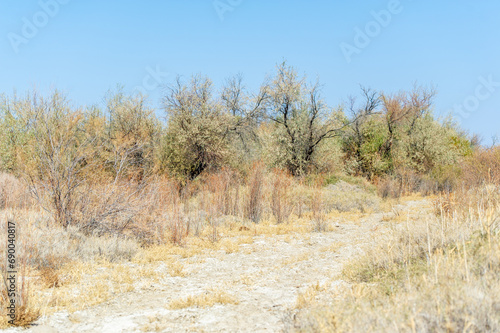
[169,262,187,277]
[168,289,239,309]
[294,282,328,309]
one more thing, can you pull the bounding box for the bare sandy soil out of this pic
[3,200,427,333]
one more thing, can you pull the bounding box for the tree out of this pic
[161,74,266,179]
[10,92,98,228]
[380,85,436,162]
[342,87,382,177]
[342,85,439,178]
[264,62,349,176]
[0,94,30,173]
[104,90,160,180]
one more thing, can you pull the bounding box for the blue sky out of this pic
[1,0,499,143]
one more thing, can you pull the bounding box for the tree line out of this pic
[0,62,474,188]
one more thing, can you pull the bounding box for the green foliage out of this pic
[0,96,27,173]
[0,66,479,192]
[265,62,345,176]
[342,86,473,185]
[2,92,94,227]
[160,76,232,179]
[161,74,266,179]
[103,90,161,179]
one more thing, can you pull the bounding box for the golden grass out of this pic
[282,252,310,267]
[286,188,500,332]
[140,314,170,332]
[169,262,187,277]
[168,289,239,309]
[319,242,344,253]
[294,282,328,309]
[220,239,239,254]
[15,259,159,321]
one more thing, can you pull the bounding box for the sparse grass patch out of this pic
[319,242,344,253]
[221,239,239,254]
[286,187,500,332]
[133,241,206,263]
[282,252,310,267]
[140,314,170,332]
[294,282,328,309]
[38,267,62,288]
[168,289,238,309]
[169,262,187,277]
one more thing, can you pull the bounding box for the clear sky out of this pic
[1,0,499,143]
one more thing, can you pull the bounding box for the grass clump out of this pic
[168,289,238,309]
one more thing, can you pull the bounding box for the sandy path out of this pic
[4,200,427,333]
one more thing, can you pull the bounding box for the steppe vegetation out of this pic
[0,63,498,331]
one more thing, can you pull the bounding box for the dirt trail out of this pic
[5,200,428,333]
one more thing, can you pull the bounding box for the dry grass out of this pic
[286,185,500,332]
[0,261,40,328]
[140,314,170,332]
[38,267,62,288]
[0,173,32,210]
[168,261,187,277]
[0,219,40,328]
[23,260,160,318]
[0,169,381,327]
[311,183,327,232]
[168,289,239,309]
[221,238,239,254]
[245,163,264,223]
[271,169,293,224]
[294,282,328,310]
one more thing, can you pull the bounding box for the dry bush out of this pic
[72,180,153,236]
[165,204,189,246]
[0,213,139,270]
[245,163,264,223]
[204,168,241,217]
[375,176,402,198]
[311,183,327,232]
[53,175,181,247]
[323,180,380,213]
[294,179,306,219]
[460,146,500,189]
[376,168,441,199]
[271,169,293,224]
[147,178,186,245]
[0,173,33,210]
[199,168,242,242]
